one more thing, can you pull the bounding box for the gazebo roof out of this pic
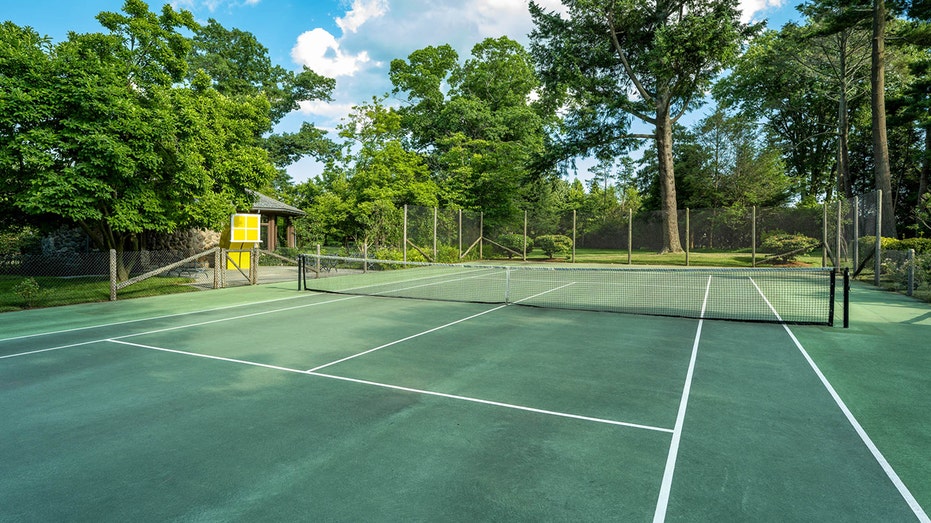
[247,190,306,217]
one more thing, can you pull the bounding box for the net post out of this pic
[844,268,850,328]
[504,266,511,304]
[751,206,757,268]
[297,254,303,290]
[109,249,117,301]
[875,190,882,286]
[829,268,836,326]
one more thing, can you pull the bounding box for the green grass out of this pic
[0,275,199,312]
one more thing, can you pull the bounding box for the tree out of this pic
[529,0,757,253]
[390,37,548,227]
[1,1,277,278]
[715,29,839,203]
[186,18,337,186]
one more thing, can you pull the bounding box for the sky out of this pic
[4,0,806,184]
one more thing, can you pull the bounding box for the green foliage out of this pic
[760,232,820,261]
[495,233,533,259]
[436,245,460,263]
[12,277,42,308]
[535,234,572,258]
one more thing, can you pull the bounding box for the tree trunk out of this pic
[920,124,930,201]
[655,102,682,253]
[872,0,896,237]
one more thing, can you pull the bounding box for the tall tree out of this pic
[186,18,337,186]
[390,37,548,226]
[1,1,277,277]
[529,0,757,253]
[715,29,838,203]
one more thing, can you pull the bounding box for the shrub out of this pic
[436,245,460,263]
[13,277,42,308]
[495,234,533,259]
[535,234,573,258]
[760,232,820,262]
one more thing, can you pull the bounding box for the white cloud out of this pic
[291,28,372,78]
[739,0,786,23]
[337,0,389,34]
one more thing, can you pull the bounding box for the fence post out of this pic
[220,248,227,287]
[572,209,577,263]
[836,200,842,268]
[403,204,408,262]
[315,244,321,278]
[875,190,882,286]
[751,206,757,268]
[523,210,528,261]
[458,209,462,259]
[822,203,828,268]
[251,245,258,285]
[213,248,221,289]
[628,208,632,265]
[685,208,690,267]
[480,212,484,260]
[433,207,438,261]
[109,249,117,301]
[853,196,859,270]
[363,242,368,274]
[908,248,915,296]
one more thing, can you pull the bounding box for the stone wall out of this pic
[152,228,220,253]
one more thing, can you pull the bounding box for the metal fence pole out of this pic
[433,206,438,261]
[875,190,882,286]
[685,208,690,267]
[628,208,632,265]
[403,204,408,262]
[479,212,484,260]
[458,209,462,259]
[523,210,528,261]
[751,206,757,268]
[572,209,576,263]
[853,196,859,270]
[907,248,915,296]
[836,200,842,268]
[822,203,828,268]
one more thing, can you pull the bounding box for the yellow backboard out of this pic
[230,213,261,243]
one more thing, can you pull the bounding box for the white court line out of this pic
[308,371,673,433]
[0,292,322,344]
[0,295,360,361]
[653,275,713,523]
[105,339,672,434]
[749,278,930,523]
[306,282,576,373]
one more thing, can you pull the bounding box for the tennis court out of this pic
[1,264,929,521]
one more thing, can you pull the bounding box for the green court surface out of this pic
[1,279,929,521]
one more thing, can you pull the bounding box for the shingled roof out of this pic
[247,190,306,217]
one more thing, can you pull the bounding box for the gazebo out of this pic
[247,190,305,250]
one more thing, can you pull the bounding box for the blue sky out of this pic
[4,0,805,183]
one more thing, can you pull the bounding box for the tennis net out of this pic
[298,255,845,326]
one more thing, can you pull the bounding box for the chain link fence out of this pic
[1,247,300,312]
